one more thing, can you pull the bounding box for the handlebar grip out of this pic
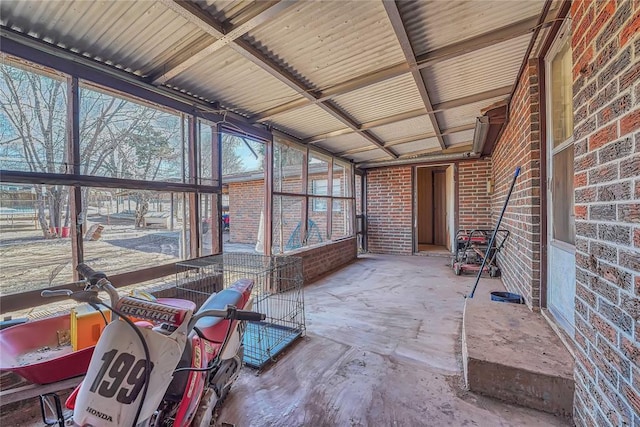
[41,290,73,298]
[234,310,265,322]
[77,263,107,282]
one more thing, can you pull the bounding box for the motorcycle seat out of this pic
[193,288,243,343]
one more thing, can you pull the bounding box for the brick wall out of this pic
[571,0,640,425]
[228,180,263,244]
[230,173,349,246]
[458,158,493,231]
[491,59,543,309]
[366,166,413,255]
[289,237,358,284]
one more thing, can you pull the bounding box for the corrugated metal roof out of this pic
[348,149,389,163]
[392,138,441,156]
[437,96,507,129]
[331,74,424,124]
[269,104,347,140]
[424,34,531,104]
[243,1,405,90]
[165,45,302,116]
[196,0,258,25]
[444,129,475,146]
[0,0,207,77]
[399,0,544,55]
[0,0,548,166]
[369,115,434,142]
[315,133,371,154]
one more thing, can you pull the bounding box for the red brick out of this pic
[575,171,588,187]
[576,347,597,379]
[620,382,640,416]
[620,109,640,136]
[587,0,616,42]
[576,205,588,220]
[588,123,618,150]
[620,62,640,91]
[620,9,640,47]
[367,166,413,255]
[574,46,594,79]
[591,313,617,344]
[621,336,639,363]
[574,5,595,48]
[571,0,588,26]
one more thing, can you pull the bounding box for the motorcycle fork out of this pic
[39,393,69,427]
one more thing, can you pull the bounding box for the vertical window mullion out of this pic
[327,157,333,240]
[264,132,273,256]
[302,146,309,246]
[214,123,223,255]
[67,76,83,280]
[188,116,199,258]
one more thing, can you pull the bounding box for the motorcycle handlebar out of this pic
[76,263,107,282]
[41,289,102,305]
[234,310,266,322]
[41,289,73,298]
[190,306,265,330]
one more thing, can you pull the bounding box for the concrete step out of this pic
[462,286,575,417]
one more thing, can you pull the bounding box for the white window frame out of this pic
[545,18,575,252]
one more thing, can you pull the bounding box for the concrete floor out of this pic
[217,254,570,426]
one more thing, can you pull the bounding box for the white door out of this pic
[545,22,576,335]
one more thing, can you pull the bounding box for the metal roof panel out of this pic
[349,149,389,163]
[392,138,441,156]
[331,74,425,124]
[1,0,208,77]
[369,115,435,142]
[244,1,406,90]
[424,34,531,104]
[444,129,475,146]
[165,46,303,116]
[269,104,347,139]
[399,0,544,54]
[196,0,258,25]
[315,133,371,153]
[437,96,507,129]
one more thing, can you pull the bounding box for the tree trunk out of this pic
[35,186,52,238]
[135,195,149,228]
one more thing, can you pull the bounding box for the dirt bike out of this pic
[39,263,264,427]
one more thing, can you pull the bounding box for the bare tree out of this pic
[222,134,245,175]
[0,62,182,236]
[0,64,68,236]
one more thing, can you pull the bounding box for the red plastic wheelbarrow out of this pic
[0,314,94,384]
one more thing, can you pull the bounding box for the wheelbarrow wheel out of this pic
[489,266,500,277]
[454,264,462,275]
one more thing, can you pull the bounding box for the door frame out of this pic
[412,163,455,253]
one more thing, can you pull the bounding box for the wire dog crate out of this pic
[175,253,305,369]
